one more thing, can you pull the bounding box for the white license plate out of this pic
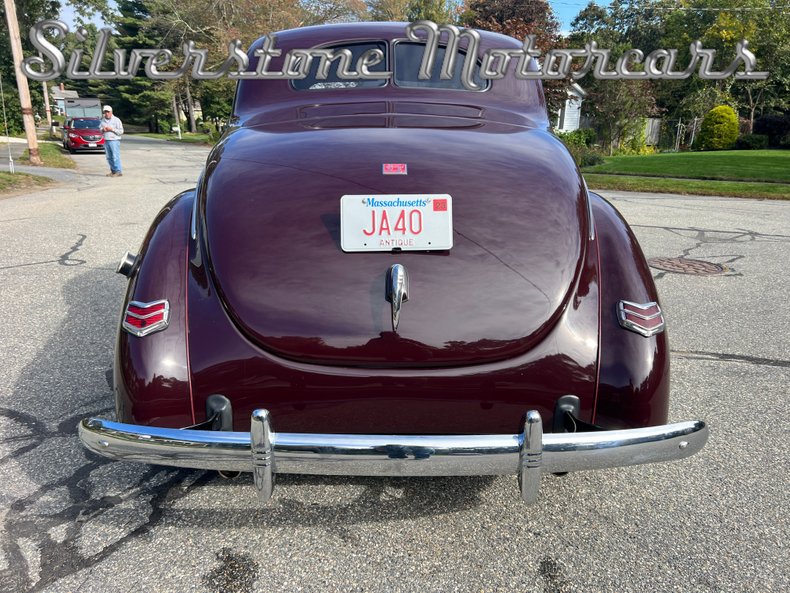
[340,194,453,252]
[88,143,97,147]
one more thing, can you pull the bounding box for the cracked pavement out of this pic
[0,139,788,592]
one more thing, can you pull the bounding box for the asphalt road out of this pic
[0,136,787,593]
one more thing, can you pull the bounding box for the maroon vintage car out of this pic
[79,22,707,502]
[61,117,105,153]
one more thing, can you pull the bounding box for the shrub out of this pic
[614,126,656,156]
[557,128,596,147]
[557,129,604,167]
[578,149,604,167]
[753,113,790,147]
[698,105,739,150]
[563,143,605,167]
[735,134,769,150]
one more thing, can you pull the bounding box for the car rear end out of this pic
[65,118,105,152]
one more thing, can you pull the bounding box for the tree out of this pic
[463,0,566,113]
[196,78,235,122]
[1,0,60,134]
[569,1,659,153]
[565,1,788,139]
[301,0,367,25]
[584,79,657,154]
[407,0,456,23]
[658,0,788,126]
[107,0,173,131]
[367,0,410,20]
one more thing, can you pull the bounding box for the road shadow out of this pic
[0,264,495,593]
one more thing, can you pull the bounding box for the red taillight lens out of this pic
[122,300,170,337]
[618,301,665,337]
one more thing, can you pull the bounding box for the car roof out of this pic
[234,22,548,127]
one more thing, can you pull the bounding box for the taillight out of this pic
[122,300,170,337]
[618,301,665,337]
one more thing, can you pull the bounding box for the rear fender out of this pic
[590,192,669,429]
[114,191,195,427]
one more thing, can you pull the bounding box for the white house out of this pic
[49,84,80,116]
[555,83,586,133]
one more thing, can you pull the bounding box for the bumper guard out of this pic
[79,410,707,503]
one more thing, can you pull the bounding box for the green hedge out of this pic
[557,128,596,147]
[736,134,769,150]
[557,129,603,167]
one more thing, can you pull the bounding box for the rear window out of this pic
[393,42,487,90]
[291,41,389,90]
[291,40,488,91]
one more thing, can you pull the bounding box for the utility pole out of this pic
[3,0,42,165]
[41,80,52,128]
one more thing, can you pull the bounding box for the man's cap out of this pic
[102,105,112,112]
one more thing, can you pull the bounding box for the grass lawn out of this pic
[585,173,790,200]
[18,143,76,169]
[0,171,54,196]
[582,150,790,183]
[133,132,213,144]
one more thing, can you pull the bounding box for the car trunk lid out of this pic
[203,120,588,367]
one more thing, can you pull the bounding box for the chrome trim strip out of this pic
[620,300,661,312]
[78,411,708,502]
[190,184,199,240]
[191,166,208,241]
[621,308,662,321]
[583,177,595,241]
[122,299,170,338]
[124,309,167,320]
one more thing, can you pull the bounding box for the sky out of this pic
[58,1,604,35]
[550,0,605,33]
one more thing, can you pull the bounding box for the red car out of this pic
[62,117,105,153]
[79,23,707,503]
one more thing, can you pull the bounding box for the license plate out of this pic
[88,143,96,147]
[340,194,453,252]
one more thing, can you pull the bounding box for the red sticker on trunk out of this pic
[433,198,448,212]
[382,163,407,175]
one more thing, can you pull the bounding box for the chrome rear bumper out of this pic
[78,410,708,503]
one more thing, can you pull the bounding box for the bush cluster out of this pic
[735,134,769,150]
[614,126,656,156]
[698,105,739,150]
[753,113,790,147]
[557,129,603,167]
[557,128,596,147]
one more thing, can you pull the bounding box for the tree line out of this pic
[1,0,788,149]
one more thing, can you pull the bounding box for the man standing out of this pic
[101,105,124,177]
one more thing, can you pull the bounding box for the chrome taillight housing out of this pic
[618,300,665,337]
[122,300,170,337]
